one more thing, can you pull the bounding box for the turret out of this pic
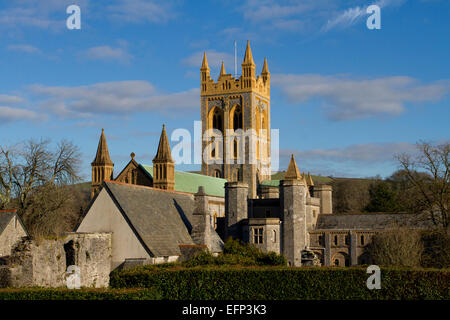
[91,129,114,199]
[280,155,308,266]
[152,124,175,190]
[201,52,210,92]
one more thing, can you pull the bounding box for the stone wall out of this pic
[0,232,111,288]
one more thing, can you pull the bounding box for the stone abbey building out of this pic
[77,41,426,269]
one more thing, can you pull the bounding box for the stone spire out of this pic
[307,172,314,186]
[153,124,175,190]
[91,129,114,199]
[153,124,173,162]
[243,40,255,65]
[92,128,113,165]
[201,52,209,70]
[220,61,226,76]
[262,57,269,74]
[285,155,302,180]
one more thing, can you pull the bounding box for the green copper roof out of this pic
[140,164,227,197]
[260,179,280,187]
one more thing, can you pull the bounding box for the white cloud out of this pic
[183,50,235,72]
[29,81,199,119]
[106,0,175,24]
[273,74,450,120]
[281,142,418,163]
[82,46,134,64]
[322,6,366,32]
[0,106,42,122]
[7,44,41,54]
[0,94,23,105]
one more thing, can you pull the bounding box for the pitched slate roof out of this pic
[0,210,28,236]
[104,181,196,257]
[316,213,433,230]
[140,165,226,197]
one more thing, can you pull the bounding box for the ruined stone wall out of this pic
[0,217,27,257]
[0,232,111,288]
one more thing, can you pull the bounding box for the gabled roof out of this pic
[140,165,226,197]
[0,210,28,236]
[103,181,195,257]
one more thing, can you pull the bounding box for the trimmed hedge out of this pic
[0,288,161,300]
[110,266,450,300]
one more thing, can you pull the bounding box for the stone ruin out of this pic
[0,232,111,288]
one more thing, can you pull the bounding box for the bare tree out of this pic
[396,141,449,229]
[0,138,82,237]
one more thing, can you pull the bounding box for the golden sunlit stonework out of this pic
[201,41,271,198]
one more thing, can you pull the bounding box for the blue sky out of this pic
[0,0,449,181]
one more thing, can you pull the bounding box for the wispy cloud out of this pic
[82,45,134,64]
[106,0,176,24]
[183,50,235,72]
[7,44,42,54]
[281,142,418,164]
[273,74,450,120]
[0,106,43,123]
[28,81,199,119]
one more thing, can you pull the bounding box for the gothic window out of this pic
[318,235,324,247]
[253,227,263,244]
[233,139,238,158]
[345,235,349,245]
[334,235,338,246]
[214,170,221,178]
[233,106,242,130]
[334,259,339,266]
[272,230,276,243]
[212,108,223,133]
[360,235,365,246]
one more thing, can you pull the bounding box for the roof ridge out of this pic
[104,180,194,196]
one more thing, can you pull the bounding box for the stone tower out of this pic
[91,128,114,199]
[280,155,308,267]
[201,41,271,198]
[152,124,175,190]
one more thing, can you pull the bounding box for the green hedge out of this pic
[110,266,450,300]
[0,288,161,300]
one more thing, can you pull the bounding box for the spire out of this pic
[307,172,314,186]
[201,52,209,70]
[153,124,173,162]
[92,128,113,165]
[285,155,302,180]
[262,57,269,74]
[243,40,255,65]
[220,61,226,76]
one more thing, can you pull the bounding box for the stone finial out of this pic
[201,52,209,70]
[130,152,135,160]
[220,61,226,76]
[262,57,269,74]
[196,186,206,196]
[307,172,314,186]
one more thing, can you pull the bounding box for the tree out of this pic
[396,141,449,229]
[367,227,424,267]
[364,181,400,212]
[0,138,82,237]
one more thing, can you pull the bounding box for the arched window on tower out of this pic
[213,109,223,133]
[214,170,222,178]
[233,139,238,159]
[233,106,242,130]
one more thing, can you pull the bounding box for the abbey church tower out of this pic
[201,41,271,198]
